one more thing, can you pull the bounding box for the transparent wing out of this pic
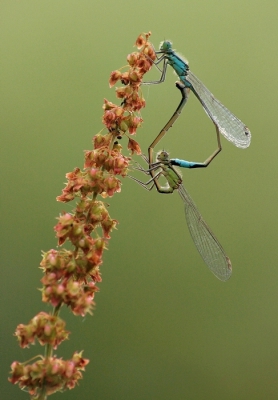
[186,70,251,149]
[178,184,232,281]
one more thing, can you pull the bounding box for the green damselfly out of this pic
[131,127,231,281]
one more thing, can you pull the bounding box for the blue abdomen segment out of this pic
[171,158,197,168]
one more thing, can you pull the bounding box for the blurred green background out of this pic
[1,1,278,399]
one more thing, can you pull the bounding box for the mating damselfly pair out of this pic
[131,39,251,281]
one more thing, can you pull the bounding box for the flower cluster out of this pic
[9,32,155,398]
[10,352,89,397]
[14,312,69,349]
[106,31,155,147]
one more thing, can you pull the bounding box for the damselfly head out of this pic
[157,150,170,162]
[159,40,173,52]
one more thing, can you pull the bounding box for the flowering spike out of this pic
[10,32,154,397]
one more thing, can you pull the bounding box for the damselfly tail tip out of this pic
[175,81,185,90]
